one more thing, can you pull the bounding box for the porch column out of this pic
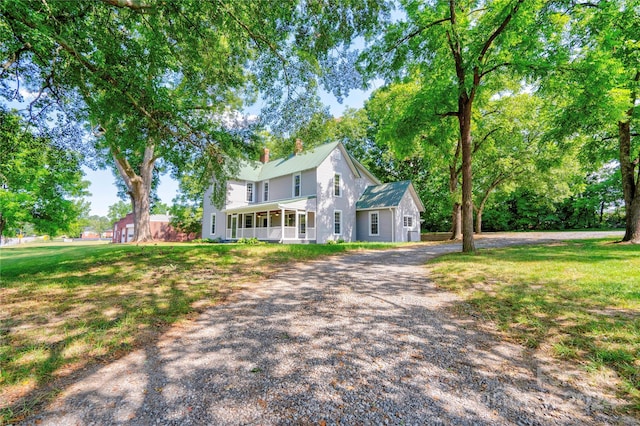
[305,212,308,241]
[267,210,271,239]
[295,210,299,239]
[280,208,285,242]
[253,212,256,238]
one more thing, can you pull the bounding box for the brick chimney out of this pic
[294,138,303,155]
[260,147,270,163]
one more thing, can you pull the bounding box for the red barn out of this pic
[112,213,196,243]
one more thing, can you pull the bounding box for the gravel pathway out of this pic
[23,232,634,425]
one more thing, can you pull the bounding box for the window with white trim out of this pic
[246,182,254,202]
[403,215,414,228]
[334,173,341,197]
[334,210,342,235]
[369,211,379,236]
[293,174,301,197]
[263,181,269,202]
[210,214,216,235]
[299,214,306,234]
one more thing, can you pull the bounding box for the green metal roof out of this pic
[356,180,412,210]
[235,141,341,181]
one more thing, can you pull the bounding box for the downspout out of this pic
[389,208,395,243]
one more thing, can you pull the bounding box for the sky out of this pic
[84,86,376,217]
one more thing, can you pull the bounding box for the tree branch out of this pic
[471,0,524,102]
[438,111,459,118]
[386,17,451,53]
[478,0,524,65]
[480,62,511,78]
[474,127,500,153]
[216,0,287,68]
[100,0,153,11]
[0,43,31,77]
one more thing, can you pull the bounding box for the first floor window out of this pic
[211,214,216,235]
[403,215,413,228]
[299,214,306,234]
[246,182,254,202]
[334,210,342,235]
[369,211,379,236]
[245,214,253,228]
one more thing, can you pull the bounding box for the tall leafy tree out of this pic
[472,92,586,233]
[107,200,131,225]
[0,0,386,242]
[544,1,640,242]
[0,108,87,240]
[359,0,567,251]
[366,80,463,238]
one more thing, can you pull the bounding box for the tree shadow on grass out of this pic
[0,244,244,423]
[18,243,635,425]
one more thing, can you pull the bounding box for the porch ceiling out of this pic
[224,197,316,214]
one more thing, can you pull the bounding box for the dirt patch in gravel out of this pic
[21,232,637,425]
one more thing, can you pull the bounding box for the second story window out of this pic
[293,173,301,197]
[334,173,341,197]
[246,182,254,202]
[263,181,269,202]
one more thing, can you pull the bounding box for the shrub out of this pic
[326,239,345,245]
[191,238,221,244]
[237,237,262,245]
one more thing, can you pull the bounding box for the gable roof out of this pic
[356,180,425,211]
[235,141,343,181]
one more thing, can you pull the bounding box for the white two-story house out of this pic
[202,140,424,243]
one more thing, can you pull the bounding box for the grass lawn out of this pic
[0,240,396,423]
[429,239,640,412]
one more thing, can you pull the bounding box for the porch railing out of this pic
[226,227,316,241]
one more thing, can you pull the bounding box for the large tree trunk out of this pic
[451,203,462,240]
[459,99,475,252]
[113,142,156,242]
[619,119,640,242]
[0,213,5,244]
[475,176,507,234]
[475,208,483,235]
[475,190,490,235]
[449,140,462,240]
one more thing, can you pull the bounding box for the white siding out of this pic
[267,174,292,201]
[395,190,422,242]
[223,180,248,207]
[202,185,224,239]
[301,169,317,196]
[356,209,394,242]
[202,179,248,240]
[315,146,375,243]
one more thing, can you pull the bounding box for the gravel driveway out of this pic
[24,232,634,425]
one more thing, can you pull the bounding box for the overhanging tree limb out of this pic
[100,0,152,11]
[386,17,451,53]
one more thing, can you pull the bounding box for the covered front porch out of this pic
[224,198,316,243]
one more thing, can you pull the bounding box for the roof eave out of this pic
[407,182,425,212]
